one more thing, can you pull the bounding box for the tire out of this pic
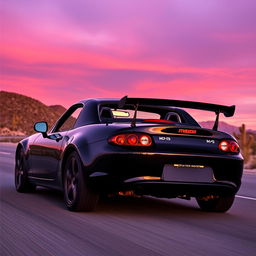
[196,195,235,212]
[63,152,99,212]
[15,148,36,192]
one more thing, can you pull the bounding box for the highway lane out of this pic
[0,143,256,256]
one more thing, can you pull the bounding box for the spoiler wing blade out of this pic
[119,96,235,117]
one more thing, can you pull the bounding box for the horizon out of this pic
[1,0,256,129]
[1,89,254,131]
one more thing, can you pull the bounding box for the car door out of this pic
[28,104,84,181]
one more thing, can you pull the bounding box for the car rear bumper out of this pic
[123,180,237,198]
[86,151,243,194]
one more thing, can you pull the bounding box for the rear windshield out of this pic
[99,106,185,124]
[111,109,160,119]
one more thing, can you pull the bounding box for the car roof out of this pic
[78,98,121,105]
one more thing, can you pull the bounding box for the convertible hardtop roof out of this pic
[80,96,235,117]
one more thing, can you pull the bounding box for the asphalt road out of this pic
[0,143,255,256]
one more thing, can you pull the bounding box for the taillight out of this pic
[109,133,152,146]
[219,141,229,151]
[218,140,240,153]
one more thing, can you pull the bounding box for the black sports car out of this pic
[15,97,243,212]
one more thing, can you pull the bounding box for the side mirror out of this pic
[34,122,63,141]
[34,122,48,137]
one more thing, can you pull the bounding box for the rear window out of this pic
[99,107,185,124]
[111,109,160,119]
[99,104,199,126]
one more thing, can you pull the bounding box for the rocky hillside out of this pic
[48,105,67,117]
[0,91,67,135]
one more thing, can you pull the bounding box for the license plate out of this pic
[162,164,214,182]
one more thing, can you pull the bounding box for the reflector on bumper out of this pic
[124,176,161,183]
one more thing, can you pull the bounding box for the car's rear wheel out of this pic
[196,195,235,212]
[15,148,36,192]
[63,151,99,212]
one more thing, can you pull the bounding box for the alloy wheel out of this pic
[65,156,79,205]
[15,150,24,189]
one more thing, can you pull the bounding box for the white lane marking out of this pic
[236,195,256,201]
[0,151,11,155]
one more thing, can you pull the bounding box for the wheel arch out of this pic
[60,144,82,187]
[15,140,28,159]
[15,143,23,157]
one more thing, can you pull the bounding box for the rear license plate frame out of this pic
[162,164,214,183]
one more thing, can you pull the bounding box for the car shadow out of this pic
[32,187,197,215]
[94,196,245,225]
[34,186,66,209]
[15,185,200,216]
[32,187,210,218]
[97,195,202,216]
[6,185,241,220]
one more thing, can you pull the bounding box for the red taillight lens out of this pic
[229,141,240,153]
[109,133,152,146]
[218,140,240,153]
[127,134,138,145]
[116,135,126,145]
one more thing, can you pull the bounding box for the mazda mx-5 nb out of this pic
[15,97,243,212]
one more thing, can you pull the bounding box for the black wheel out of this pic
[196,195,235,212]
[15,148,36,192]
[63,152,99,212]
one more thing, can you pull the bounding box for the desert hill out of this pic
[48,105,67,117]
[0,91,66,135]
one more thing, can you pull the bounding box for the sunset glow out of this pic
[1,0,256,128]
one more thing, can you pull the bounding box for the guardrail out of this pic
[0,136,26,143]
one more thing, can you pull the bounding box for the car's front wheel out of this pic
[15,148,36,192]
[196,195,235,212]
[63,151,99,212]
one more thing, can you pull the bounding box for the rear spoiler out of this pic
[119,96,235,117]
[118,96,236,130]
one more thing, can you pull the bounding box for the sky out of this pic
[1,0,256,128]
